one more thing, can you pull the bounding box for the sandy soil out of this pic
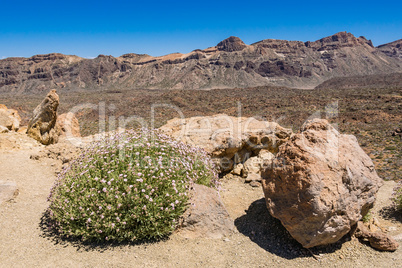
[0,133,401,267]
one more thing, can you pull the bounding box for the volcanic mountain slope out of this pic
[0,32,401,92]
[377,39,402,59]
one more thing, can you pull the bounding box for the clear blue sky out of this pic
[0,0,401,59]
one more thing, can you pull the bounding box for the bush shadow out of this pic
[379,206,402,223]
[234,198,349,260]
[38,210,167,252]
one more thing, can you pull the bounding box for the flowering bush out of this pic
[46,129,218,242]
[391,180,402,211]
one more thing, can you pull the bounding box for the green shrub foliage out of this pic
[47,129,218,242]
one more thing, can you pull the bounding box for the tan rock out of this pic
[243,156,262,178]
[0,106,21,131]
[231,163,243,176]
[17,126,27,134]
[178,184,235,239]
[56,112,81,139]
[27,89,60,145]
[262,119,383,248]
[355,221,399,251]
[245,172,261,183]
[160,114,292,172]
[0,125,9,133]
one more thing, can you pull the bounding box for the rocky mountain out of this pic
[377,39,402,59]
[0,32,401,93]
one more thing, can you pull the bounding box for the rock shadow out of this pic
[379,205,402,223]
[39,210,166,252]
[234,198,347,260]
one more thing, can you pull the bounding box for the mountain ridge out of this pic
[1,32,401,93]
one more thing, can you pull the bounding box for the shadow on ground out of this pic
[234,198,350,260]
[380,206,402,223]
[38,210,166,252]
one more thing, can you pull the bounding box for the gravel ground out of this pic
[0,133,401,267]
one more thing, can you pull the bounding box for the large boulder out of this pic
[177,184,235,239]
[261,119,383,248]
[27,89,60,145]
[0,105,21,131]
[160,114,292,172]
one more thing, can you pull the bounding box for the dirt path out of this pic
[0,134,401,267]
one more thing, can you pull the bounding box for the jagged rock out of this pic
[261,119,383,248]
[0,181,18,205]
[0,105,21,131]
[27,89,60,145]
[354,221,399,251]
[177,184,235,239]
[160,114,292,172]
[56,112,81,139]
[377,39,402,59]
[217,36,247,52]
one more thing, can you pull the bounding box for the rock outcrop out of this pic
[377,39,402,59]
[27,89,60,145]
[261,119,383,248]
[0,32,401,92]
[178,184,235,239]
[0,105,21,131]
[217,36,247,52]
[160,114,292,172]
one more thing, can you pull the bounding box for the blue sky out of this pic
[0,0,401,59]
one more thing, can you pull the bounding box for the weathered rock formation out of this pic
[0,32,401,92]
[377,39,402,59]
[217,36,247,52]
[27,89,60,145]
[0,105,21,131]
[160,114,292,172]
[178,184,235,239]
[261,119,383,248]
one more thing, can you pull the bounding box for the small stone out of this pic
[250,181,261,188]
[231,163,243,176]
[245,173,261,183]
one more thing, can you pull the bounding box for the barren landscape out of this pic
[1,29,402,267]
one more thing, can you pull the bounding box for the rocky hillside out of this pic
[315,73,402,90]
[377,39,402,59]
[0,32,401,92]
